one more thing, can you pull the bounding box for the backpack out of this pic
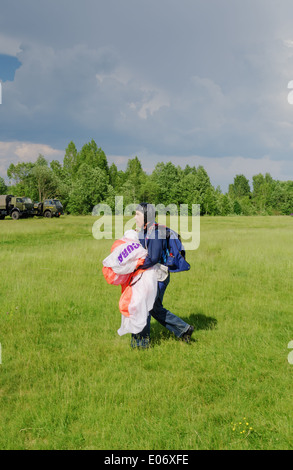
[155,224,190,273]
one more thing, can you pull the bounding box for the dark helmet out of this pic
[136,202,156,226]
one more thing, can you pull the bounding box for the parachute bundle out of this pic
[102,230,158,336]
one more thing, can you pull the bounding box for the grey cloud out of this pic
[0,0,293,184]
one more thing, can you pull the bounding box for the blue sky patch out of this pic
[0,54,21,82]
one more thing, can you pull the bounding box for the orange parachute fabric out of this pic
[102,230,158,335]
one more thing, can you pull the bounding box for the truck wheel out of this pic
[11,211,20,220]
[44,211,52,218]
[0,215,5,220]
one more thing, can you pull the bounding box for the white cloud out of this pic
[0,141,63,180]
[0,141,63,161]
[96,66,132,86]
[13,142,63,162]
[283,39,293,48]
[136,91,170,120]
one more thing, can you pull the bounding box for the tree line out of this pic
[1,139,292,216]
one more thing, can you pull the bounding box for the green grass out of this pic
[0,215,293,450]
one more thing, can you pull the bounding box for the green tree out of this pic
[63,141,78,178]
[195,166,215,214]
[202,186,218,215]
[7,162,35,198]
[252,173,274,213]
[151,162,180,206]
[0,177,7,194]
[50,160,63,179]
[35,154,48,167]
[217,193,233,215]
[31,155,57,201]
[103,184,116,211]
[49,160,71,211]
[77,139,109,175]
[109,163,121,191]
[270,180,293,215]
[140,177,160,205]
[177,172,200,209]
[233,200,242,215]
[7,162,35,185]
[230,174,251,199]
[67,163,108,214]
[183,164,197,176]
[121,156,147,205]
[239,196,254,215]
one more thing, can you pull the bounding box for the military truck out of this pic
[0,195,35,220]
[34,199,63,218]
[53,199,64,216]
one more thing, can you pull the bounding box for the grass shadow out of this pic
[150,312,218,346]
[183,312,218,331]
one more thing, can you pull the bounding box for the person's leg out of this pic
[150,275,191,338]
[131,274,193,347]
[131,314,151,349]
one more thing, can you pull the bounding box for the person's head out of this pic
[135,202,156,229]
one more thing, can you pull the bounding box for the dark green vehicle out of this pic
[0,195,35,220]
[53,199,64,216]
[34,199,63,218]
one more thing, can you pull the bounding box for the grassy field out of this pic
[0,215,292,450]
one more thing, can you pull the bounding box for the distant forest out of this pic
[1,139,293,216]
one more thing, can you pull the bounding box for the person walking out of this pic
[131,202,194,349]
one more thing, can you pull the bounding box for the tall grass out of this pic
[0,215,292,449]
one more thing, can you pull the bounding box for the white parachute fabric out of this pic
[103,230,148,275]
[102,230,158,336]
[117,268,158,336]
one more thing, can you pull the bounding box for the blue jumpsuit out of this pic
[131,222,190,347]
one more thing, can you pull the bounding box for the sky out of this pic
[1,0,293,192]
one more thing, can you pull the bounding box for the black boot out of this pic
[181,325,195,343]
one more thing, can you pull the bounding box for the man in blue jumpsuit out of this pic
[131,203,194,348]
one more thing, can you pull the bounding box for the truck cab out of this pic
[53,199,64,216]
[34,199,62,218]
[0,195,34,220]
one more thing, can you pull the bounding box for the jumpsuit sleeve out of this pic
[140,236,164,270]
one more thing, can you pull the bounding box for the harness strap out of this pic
[129,272,144,287]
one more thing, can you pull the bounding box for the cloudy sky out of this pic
[1,0,293,191]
